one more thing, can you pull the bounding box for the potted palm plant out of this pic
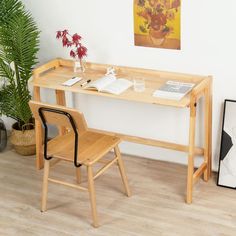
[0,0,40,155]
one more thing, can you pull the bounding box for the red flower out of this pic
[150,13,167,30]
[62,29,68,37]
[171,0,180,11]
[56,31,62,39]
[72,33,82,43]
[77,46,87,59]
[62,36,69,47]
[138,9,152,23]
[70,50,76,58]
[148,0,158,8]
[56,29,87,60]
[66,41,73,47]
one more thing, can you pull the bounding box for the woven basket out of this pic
[10,123,36,156]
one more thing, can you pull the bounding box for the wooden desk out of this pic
[31,58,212,204]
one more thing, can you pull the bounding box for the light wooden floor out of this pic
[0,147,236,236]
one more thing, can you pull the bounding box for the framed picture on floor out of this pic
[218,99,236,189]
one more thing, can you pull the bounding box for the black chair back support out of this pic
[38,107,81,167]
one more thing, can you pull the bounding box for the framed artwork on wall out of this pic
[217,99,236,189]
[133,0,181,50]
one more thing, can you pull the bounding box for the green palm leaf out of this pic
[0,0,39,128]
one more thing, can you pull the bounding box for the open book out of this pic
[85,75,133,95]
[153,80,195,101]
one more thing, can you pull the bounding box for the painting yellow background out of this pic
[134,0,181,49]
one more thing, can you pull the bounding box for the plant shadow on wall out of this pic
[0,0,40,155]
[134,0,181,49]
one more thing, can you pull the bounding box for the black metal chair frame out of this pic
[38,107,81,167]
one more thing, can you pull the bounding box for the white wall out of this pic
[7,0,236,170]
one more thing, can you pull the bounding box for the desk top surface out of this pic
[31,59,211,108]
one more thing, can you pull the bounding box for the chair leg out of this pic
[87,165,99,228]
[41,160,50,212]
[114,146,131,197]
[76,167,81,184]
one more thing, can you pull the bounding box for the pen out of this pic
[81,79,91,87]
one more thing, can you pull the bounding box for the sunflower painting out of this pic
[134,0,181,50]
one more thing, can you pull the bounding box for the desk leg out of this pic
[208,80,213,177]
[33,86,44,170]
[55,90,67,135]
[186,102,196,204]
[204,80,212,181]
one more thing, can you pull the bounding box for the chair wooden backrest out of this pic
[29,101,88,167]
[29,101,88,134]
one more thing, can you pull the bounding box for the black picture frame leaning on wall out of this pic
[217,99,236,189]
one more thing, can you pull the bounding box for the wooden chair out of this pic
[29,101,131,227]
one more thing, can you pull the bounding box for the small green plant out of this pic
[0,0,40,130]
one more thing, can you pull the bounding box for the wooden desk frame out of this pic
[32,58,212,204]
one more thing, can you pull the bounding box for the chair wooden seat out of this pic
[29,101,131,227]
[47,131,120,165]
